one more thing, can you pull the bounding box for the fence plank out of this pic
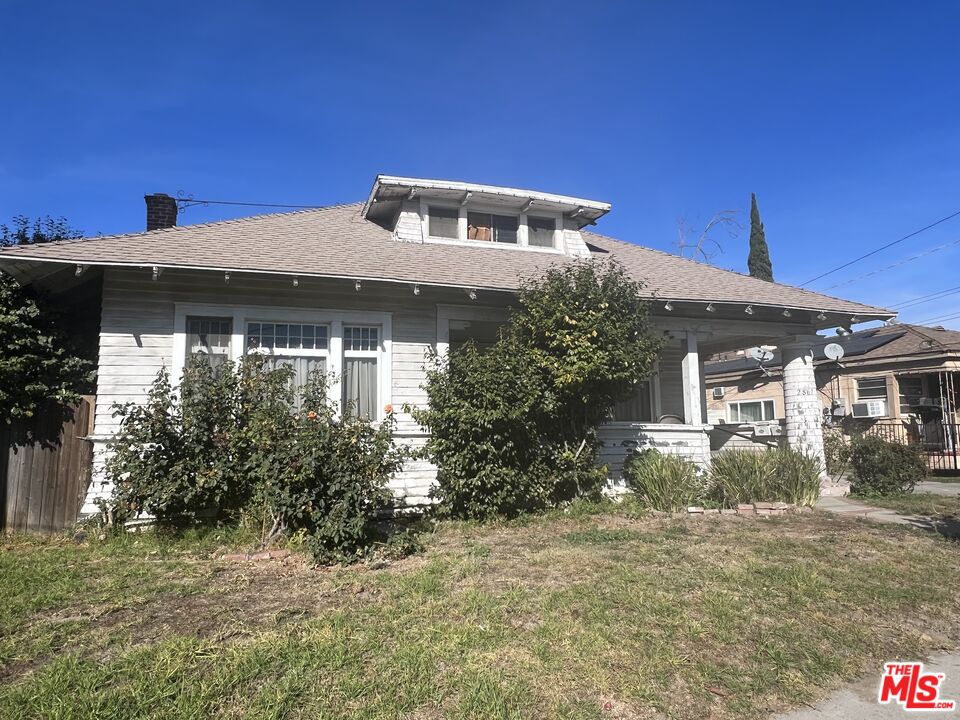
[1,399,95,534]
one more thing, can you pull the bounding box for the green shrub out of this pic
[107,359,254,526]
[823,429,852,477]
[711,450,777,506]
[107,356,404,563]
[849,435,926,496]
[623,450,706,512]
[413,260,661,519]
[771,448,822,506]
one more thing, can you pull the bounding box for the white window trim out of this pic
[173,303,392,420]
[420,199,564,254]
[727,398,777,423]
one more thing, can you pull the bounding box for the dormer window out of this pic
[527,216,557,248]
[428,206,459,239]
[467,212,518,244]
[364,176,610,257]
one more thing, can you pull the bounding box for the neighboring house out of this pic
[704,323,960,470]
[0,175,892,512]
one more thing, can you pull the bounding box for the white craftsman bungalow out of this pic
[0,175,892,511]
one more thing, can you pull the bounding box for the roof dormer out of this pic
[362,175,610,257]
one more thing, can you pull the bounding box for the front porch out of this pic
[598,319,828,483]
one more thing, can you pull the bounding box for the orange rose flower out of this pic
[383,403,394,414]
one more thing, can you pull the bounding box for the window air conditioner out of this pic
[851,400,886,418]
[712,387,726,399]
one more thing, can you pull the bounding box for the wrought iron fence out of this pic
[861,419,960,474]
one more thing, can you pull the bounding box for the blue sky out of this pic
[2,1,959,327]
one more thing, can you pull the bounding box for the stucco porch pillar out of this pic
[781,337,826,472]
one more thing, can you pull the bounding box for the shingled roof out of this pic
[705,323,960,377]
[0,201,889,317]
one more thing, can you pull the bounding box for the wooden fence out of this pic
[0,396,95,534]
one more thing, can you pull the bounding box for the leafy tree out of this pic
[413,260,662,519]
[747,193,774,281]
[0,217,93,423]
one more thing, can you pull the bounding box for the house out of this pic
[704,323,960,471]
[0,175,893,512]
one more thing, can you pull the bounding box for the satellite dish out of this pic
[824,343,845,361]
[747,346,775,363]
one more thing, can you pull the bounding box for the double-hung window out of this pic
[467,212,518,244]
[343,326,380,418]
[185,316,232,374]
[728,399,776,423]
[246,322,330,396]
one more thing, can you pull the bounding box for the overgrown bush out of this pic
[413,260,661,519]
[823,428,852,477]
[849,435,926,496]
[623,449,706,512]
[710,448,822,507]
[107,356,403,562]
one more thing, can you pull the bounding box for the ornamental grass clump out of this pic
[623,449,707,512]
[710,448,822,507]
[710,450,776,506]
[771,448,822,506]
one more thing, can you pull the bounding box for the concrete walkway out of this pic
[774,652,960,718]
[916,480,960,497]
[816,493,960,536]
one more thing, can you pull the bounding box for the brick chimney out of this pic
[144,193,178,231]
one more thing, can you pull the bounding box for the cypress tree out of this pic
[747,193,774,281]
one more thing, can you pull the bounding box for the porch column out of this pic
[681,331,702,425]
[781,337,826,471]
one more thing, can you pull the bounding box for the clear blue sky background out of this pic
[2,1,959,327]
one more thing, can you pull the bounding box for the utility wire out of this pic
[890,284,960,310]
[819,236,960,291]
[800,207,960,287]
[178,198,327,209]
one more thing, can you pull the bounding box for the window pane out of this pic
[763,400,775,420]
[737,402,763,422]
[344,325,379,352]
[467,212,492,241]
[265,356,327,409]
[898,376,924,414]
[344,357,378,418]
[492,214,518,244]
[857,377,887,400]
[613,382,653,422]
[429,206,459,239]
[527,216,555,247]
[186,316,232,372]
[728,404,740,423]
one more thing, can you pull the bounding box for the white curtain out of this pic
[344,358,378,418]
[265,356,327,407]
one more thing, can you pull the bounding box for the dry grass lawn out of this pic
[2,506,960,719]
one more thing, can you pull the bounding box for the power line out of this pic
[800,207,960,287]
[890,284,960,310]
[178,198,327,210]
[820,236,960,291]
[912,310,960,325]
